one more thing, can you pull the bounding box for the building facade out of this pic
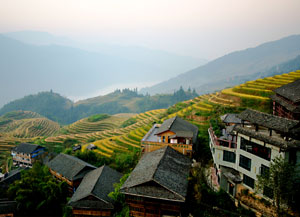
[11,143,45,168]
[209,109,300,199]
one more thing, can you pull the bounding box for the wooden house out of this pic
[47,154,96,192]
[141,116,198,155]
[270,79,300,120]
[11,143,45,168]
[69,165,122,217]
[120,146,191,217]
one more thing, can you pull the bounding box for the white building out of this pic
[209,109,300,198]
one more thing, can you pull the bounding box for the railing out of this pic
[208,127,236,149]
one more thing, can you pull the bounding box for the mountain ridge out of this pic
[141,35,300,95]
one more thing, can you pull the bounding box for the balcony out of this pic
[208,127,236,149]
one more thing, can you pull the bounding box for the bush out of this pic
[87,114,110,122]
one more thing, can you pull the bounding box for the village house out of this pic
[270,79,300,120]
[68,165,122,217]
[47,153,96,192]
[141,116,198,156]
[11,143,45,168]
[209,109,300,199]
[120,146,191,217]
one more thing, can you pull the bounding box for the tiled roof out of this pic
[69,165,122,209]
[273,79,300,103]
[47,154,96,181]
[238,109,300,134]
[155,116,198,143]
[120,146,191,202]
[12,143,43,154]
[220,113,242,124]
[270,94,300,113]
[234,125,300,150]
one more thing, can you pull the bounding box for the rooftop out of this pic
[47,154,96,181]
[220,113,242,124]
[234,125,300,150]
[155,116,198,143]
[120,146,191,202]
[69,165,122,209]
[273,79,300,103]
[12,143,43,154]
[270,94,300,113]
[238,109,300,135]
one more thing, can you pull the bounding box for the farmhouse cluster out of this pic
[0,79,299,217]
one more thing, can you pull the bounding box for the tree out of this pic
[7,162,69,216]
[256,155,296,215]
[109,174,130,217]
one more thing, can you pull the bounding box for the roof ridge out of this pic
[90,165,105,196]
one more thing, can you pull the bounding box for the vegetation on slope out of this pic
[0,87,198,124]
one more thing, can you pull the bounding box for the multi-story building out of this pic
[270,79,300,120]
[11,143,45,168]
[141,116,198,156]
[209,109,300,198]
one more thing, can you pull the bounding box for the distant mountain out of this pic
[0,31,206,107]
[141,35,300,95]
[0,88,198,124]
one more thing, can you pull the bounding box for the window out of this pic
[240,138,271,161]
[243,174,255,189]
[223,150,236,163]
[260,164,269,177]
[239,155,251,171]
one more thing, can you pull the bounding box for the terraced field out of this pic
[45,109,165,145]
[221,70,300,101]
[62,115,132,134]
[161,70,300,130]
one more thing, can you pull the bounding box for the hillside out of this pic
[43,70,300,160]
[141,35,300,95]
[0,88,198,124]
[0,70,299,173]
[0,111,60,138]
[0,33,204,107]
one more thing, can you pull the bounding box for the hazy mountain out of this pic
[141,35,300,95]
[0,31,206,107]
[0,89,197,124]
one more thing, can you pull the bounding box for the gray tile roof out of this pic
[273,79,300,103]
[155,116,198,143]
[12,143,43,154]
[47,154,96,181]
[220,113,242,124]
[120,146,191,202]
[270,94,300,113]
[238,109,300,134]
[69,165,122,209]
[234,125,300,150]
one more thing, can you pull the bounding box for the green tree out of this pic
[256,155,296,215]
[109,174,130,217]
[7,162,69,216]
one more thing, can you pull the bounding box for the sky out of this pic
[1,0,300,60]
